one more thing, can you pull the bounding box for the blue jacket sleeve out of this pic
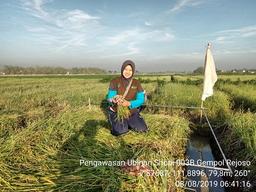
[129,91,145,109]
[107,89,117,101]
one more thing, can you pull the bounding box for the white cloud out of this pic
[22,0,50,20]
[20,1,175,56]
[127,11,145,18]
[106,29,139,45]
[21,0,102,51]
[170,0,203,12]
[56,34,88,51]
[242,31,256,37]
[157,32,175,42]
[215,36,234,44]
[145,21,152,26]
[107,29,175,46]
[66,9,100,29]
[104,29,175,57]
[127,42,140,55]
[106,44,140,57]
[172,52,202,59]
[26,26,48,32]
[216,49,256,55]
[54,9,101,31]
[218,25,256,35]
[214,25,256,44]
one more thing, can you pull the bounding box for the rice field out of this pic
[217,83,256,112]
[0,74,255,191]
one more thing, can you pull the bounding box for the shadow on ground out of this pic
[53,118,132,192]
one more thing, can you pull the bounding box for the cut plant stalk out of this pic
[116,105,130,122]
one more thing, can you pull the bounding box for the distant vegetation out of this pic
[1,65,255,75]
[193,66,256,75]
[0,65,107,75]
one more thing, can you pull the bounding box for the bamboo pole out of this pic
[88,97,91,110]
[200,100,204,123]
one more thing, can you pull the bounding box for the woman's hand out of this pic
[118,99,130,107]
[113,95,123,103]
[113,95,130,107]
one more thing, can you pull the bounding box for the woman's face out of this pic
[122,65,133,79]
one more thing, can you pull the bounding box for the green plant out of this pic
[116,105,131,122]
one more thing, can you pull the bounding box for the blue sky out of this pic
[0,0,256,72]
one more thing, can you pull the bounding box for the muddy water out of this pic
[185,134,226,192]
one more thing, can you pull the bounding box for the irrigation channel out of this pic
[185,132,227,192]
[184,110,243,192]
[144,104,246,192]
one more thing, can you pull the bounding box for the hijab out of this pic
[120,60,135,87]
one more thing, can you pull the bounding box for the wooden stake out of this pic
[88,97,91,110]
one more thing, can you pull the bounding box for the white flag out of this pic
[201,43,217,101]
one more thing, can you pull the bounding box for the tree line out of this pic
[193,66,256,74]
[0,65,106,75]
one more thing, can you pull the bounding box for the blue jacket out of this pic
[107,89,145,109]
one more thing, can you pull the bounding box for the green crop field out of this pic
[0,74,255,191]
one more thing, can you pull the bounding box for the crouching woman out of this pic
[107,60,148,136]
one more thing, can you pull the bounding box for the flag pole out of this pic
[200,100,203,123]
[200,42,217,122]
[200,43,210,123]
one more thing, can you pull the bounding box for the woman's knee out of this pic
[129,115,148,132]
[110,120,129,136]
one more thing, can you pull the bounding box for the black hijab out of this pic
[121,60,135,87]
